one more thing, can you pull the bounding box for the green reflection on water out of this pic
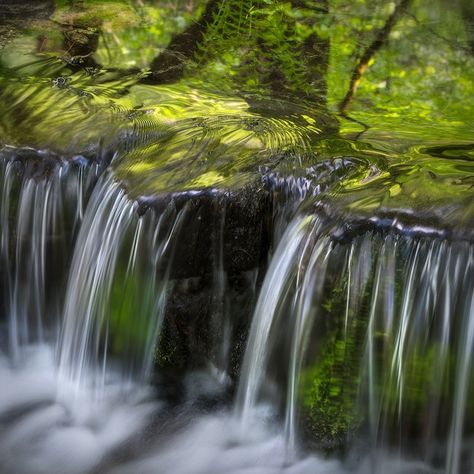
[0,0,473,211]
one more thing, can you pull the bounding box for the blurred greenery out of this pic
[1,0,472,129]
[0,0,472,193]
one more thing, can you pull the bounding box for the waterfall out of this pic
[0,149,98,361]
[1,143,474,473]
[0,147,236,398]
[57,173,192,399]
[0,147,269,474]
[237,213,474,471]
[1,0,473,469]
[236,215,325,426]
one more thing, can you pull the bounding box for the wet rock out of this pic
[312,151,474,243]
[155,271,260,379]
[143,186,271,377]
[0,146,61,180]
[137,183,272,279]
[0,1,55,23]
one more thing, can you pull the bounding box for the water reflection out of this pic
[1,0,473,142]
[0,1,473,473]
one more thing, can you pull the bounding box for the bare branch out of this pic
[338,0,411,115]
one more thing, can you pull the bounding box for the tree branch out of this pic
[142,0,221,84]
[338,0,411,115]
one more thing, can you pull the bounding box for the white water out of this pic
[1,150,474,473]
[237,216,474,473]
[3,344,457,474]
[1,345,440,474]
[0,345,156,474]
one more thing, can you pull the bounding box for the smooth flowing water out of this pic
[239,215,474,472]
[1,145,473,473]
[1,0,474,473]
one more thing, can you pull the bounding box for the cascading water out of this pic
[58,174,184,394]
[1,143,474,473]
[0,147,285,474]
[238,213,474,473]
[0,148,99,360]
[1,0,474,472]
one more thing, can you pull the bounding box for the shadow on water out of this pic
[0,0,474,473]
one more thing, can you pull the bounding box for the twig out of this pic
[338,0,412,114]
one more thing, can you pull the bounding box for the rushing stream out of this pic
[1,145,473,474]
[1,0,474,473]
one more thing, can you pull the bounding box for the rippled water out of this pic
[1,0,473,473]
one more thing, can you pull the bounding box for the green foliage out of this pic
[326,0,474,141]
[0,0,472,204]
[300,262,371,448]
[94,3,200,69]
[191,0,329,100]
[2,0,473,144]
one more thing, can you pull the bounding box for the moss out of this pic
[154,319,181,370]
[299,235,474,453]
[300,260,373,450]
[301,334,363,447]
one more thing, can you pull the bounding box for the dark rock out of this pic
[138,183,272,279]
[0,1,55,23]
[155,270,260,379]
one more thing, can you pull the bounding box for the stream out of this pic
[1,1,474,473]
